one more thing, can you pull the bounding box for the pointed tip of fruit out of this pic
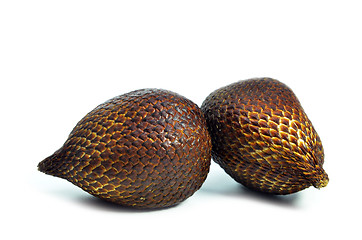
[37,156,53,174]
[312,171,329,189]
[317,175,329,189]
[37,151,67,179]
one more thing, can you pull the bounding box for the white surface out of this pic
[1,1,361,239]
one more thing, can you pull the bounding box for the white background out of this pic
[1,1,361,239]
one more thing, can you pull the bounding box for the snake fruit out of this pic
[38,89,211,209]
[201,78,328,194]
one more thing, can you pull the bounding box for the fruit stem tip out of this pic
[314,173,329,189]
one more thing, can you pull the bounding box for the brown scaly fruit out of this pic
[38,89,211,209]
[201,78,328,194]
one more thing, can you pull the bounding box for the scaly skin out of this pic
[38,89,211,209]
[201,78,328,194]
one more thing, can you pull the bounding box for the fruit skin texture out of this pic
[38,89,211,209]
[201,78,328,194]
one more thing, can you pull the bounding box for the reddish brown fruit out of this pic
[201,78,328,194]
[38,89,211,209]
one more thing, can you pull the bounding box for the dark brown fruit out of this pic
[201,78,328,194]
[38,89,211,209]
